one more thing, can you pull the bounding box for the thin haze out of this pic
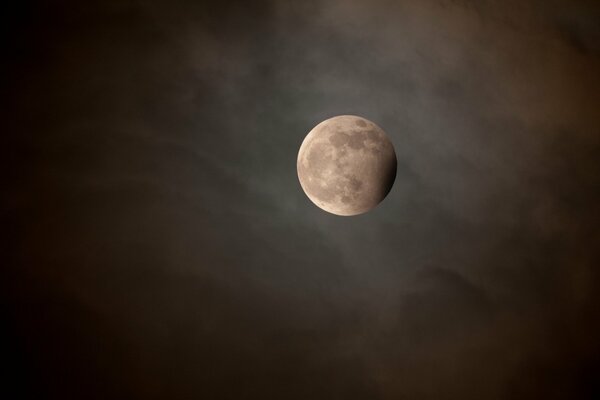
[2,0,599,399]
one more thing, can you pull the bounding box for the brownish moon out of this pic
[297,115,397,216]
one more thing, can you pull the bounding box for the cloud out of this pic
[3,0,599,398]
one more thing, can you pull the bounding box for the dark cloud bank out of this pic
[2,0,599,399]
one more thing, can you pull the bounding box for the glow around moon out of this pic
[297,115,397,216]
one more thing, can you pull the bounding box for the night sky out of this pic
[3,0,600,399]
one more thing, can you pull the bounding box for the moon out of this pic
[297,115,397,216]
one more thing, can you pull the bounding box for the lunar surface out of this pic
[297,115,397,216]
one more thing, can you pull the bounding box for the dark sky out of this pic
[3,0,600,399]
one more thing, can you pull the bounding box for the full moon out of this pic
[297,115,397,216]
